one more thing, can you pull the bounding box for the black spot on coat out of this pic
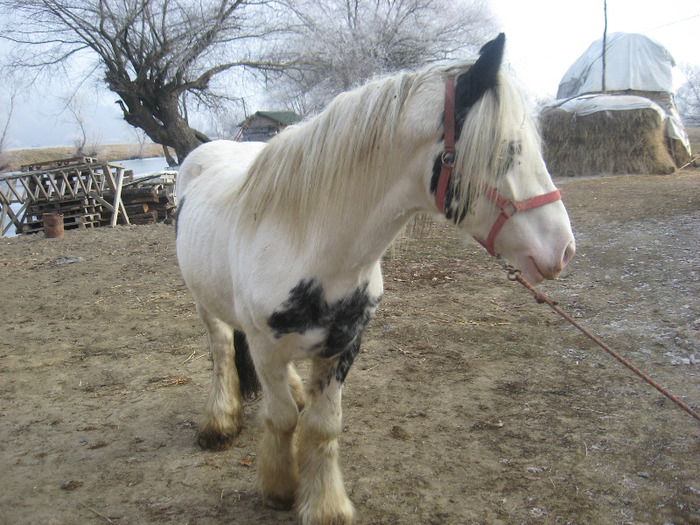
[268,279,380,384]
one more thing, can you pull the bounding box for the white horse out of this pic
[176,34,575,525]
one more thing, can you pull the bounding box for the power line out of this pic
[646,13,699,32]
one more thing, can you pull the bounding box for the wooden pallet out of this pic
[20,156,98,172]
[23,196,105,233]
[1,159,129,235]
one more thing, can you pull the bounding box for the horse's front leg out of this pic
[297,352,358,525]
[254,351,302,510]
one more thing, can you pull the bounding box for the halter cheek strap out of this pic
[435,77,563,257]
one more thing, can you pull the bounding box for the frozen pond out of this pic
[119,157,171,177]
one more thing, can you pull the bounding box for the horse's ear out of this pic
[455,33,506,116]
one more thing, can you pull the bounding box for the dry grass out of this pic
[1,143,167,173]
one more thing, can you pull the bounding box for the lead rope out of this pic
[495,256,699,422]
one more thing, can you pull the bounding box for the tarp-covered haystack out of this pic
[541,33,692,176]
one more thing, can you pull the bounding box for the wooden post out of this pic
[110,165,129,227]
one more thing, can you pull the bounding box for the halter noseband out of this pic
[435,77,562,257]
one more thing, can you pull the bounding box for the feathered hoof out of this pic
[263,494,295,511]
[298,501,355,525]
[197,428,238,451]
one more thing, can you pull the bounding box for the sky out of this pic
[2,0,699,150]
[490,0,699,99]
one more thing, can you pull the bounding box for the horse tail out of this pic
[233,330,261,399]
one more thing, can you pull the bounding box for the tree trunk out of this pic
[111,77,209,164]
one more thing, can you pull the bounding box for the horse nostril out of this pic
[562,241,575,266]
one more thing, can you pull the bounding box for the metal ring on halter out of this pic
[441,150,455,168]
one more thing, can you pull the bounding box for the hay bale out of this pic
[541,105,676,176]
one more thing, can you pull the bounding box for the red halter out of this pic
[435,78,562,256]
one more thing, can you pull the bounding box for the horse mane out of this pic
[237,70,427,236]
[237,62,539,237]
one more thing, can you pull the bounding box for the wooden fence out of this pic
[0,157,130,236]
[1,157,177,236]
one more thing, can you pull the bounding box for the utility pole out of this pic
[602,0,608,92]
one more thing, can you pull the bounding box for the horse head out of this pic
[436,34,575,283]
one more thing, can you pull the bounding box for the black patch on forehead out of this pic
[497,141,522,178]
[268,278,380,384]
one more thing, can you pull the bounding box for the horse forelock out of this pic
[451,69,543,219]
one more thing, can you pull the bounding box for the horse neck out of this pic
[303,157,431,273]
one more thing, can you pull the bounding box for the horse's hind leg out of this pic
[197,307,243,450]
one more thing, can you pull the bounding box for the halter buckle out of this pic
[499,201,516,219]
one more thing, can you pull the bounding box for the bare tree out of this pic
[64,94,91,156]
[0,79,17,171]
[268,0,497,114]
[677,64,700,126]
[0,0,293,162]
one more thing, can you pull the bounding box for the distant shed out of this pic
[237,111,302,142]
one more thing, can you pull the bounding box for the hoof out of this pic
[197,428,238,451]
[299,510,354,525]
[263,494,295,511]
[298,500,355,525]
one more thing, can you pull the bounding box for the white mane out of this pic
[237,62,541,235]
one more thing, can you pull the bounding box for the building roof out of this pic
[253,111,302,125]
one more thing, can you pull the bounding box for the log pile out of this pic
[106,173,177,225]
[117,184,176,225]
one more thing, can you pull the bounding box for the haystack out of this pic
[541,95,679,176]
[542,33,692,176]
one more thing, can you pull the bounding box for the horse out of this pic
[175,33,575,525]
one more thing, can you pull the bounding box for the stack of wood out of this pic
[1,156,177,236]
[118,184,176,225]
[26,196,103,233]
[106,173,177,225]
[11,157,121,234]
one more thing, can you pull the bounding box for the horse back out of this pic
[176,140,267,199]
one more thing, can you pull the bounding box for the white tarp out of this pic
[555,93,666,118]
[557,33,676,99]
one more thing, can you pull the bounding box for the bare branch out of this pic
[0,0,297,161]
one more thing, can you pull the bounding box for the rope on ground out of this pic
[495,257,699,422]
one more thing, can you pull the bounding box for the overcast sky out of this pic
[3,0,699,151]
[490,0,699,98]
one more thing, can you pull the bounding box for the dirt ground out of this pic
[1,170,698,525]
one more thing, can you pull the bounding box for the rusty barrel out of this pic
[43,213,64,239]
